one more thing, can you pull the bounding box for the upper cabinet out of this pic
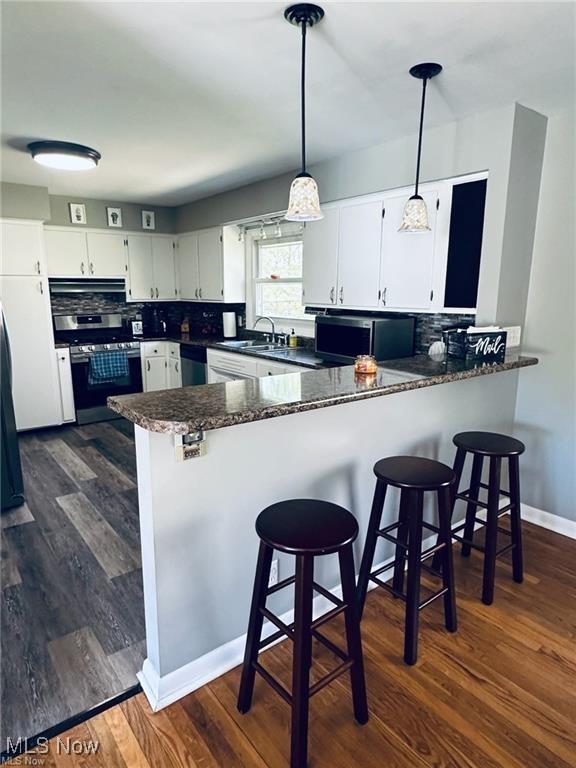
[301,173,487,314]
[1,220,46,276]
[126,234,176,301]
[302,207,339,306]
[176,225,244,303]
[379,188,438,311]
[46,228,124,278]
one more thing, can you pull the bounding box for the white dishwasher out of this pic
[206,349,259,383]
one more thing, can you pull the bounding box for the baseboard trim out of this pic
[521,503,576,540]
[139,503,574,712]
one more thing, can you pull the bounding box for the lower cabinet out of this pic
[207,349,310,382]
[0,275,61,430]
[55,348,76,423]
[141,341,182,392]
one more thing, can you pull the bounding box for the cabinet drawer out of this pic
[141,341,164,356]
[168,342,180,358]
[207,349,257,375]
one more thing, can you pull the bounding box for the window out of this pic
[254,238,307,321]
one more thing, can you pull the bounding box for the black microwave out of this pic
[315,315,415,364]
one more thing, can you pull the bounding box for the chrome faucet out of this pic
[253,315,275,341]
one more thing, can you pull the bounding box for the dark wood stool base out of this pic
[356,457,457,666]
[436,432,525,606]
[238,500,368,768]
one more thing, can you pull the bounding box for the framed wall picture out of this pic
[142,210,155,230]
[106,207,122,228]
[69,202,87,224]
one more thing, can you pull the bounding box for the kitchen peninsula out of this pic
[109,352,537,711]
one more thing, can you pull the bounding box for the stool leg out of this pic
[356,479,387,619]
[237,542,273,714]
[508,455,524,584]
[339,544,369,725]
[482,457,501,605]
[432,447,466,572]
[462,454,484,557]
[404,490,423,665]
[291,554,314,768]
[438,486,457,632]
[392,491,410,596]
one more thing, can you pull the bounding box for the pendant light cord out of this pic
[300,19,307,174]
[414,77,428,197]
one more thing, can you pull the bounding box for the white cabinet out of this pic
[207,348,309,382]
[141,341,181,392]
[302,207,339,306]
[152,237,177,300]
[55,347,75,423]
[176,225,244,303]
[177,233,200,300]
[1,220,45,276]
[45,228,125,278]
[85,232,125,277]
[0,276,61,430]
[127,234,154,300]
[46,229,89,277]
[337,201,383,308]
[379,189,438,310]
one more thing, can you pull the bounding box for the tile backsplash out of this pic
[50,292,246,337]
[411,312,475,354]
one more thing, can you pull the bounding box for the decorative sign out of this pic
[142,210,155,230]
[68,203,86,224]
[444,329,507,362]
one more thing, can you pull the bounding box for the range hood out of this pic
[48,278,126,294]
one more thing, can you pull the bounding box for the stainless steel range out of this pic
[54,313,142,424]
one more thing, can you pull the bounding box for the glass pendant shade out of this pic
[285,173,323,221]
[398,194,430,232]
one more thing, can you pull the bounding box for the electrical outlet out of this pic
[502,325,522,347]
[269,559,279,587]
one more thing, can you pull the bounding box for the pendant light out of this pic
[399,63,442,232]
[28,140,101,170]
[284,3,324,222]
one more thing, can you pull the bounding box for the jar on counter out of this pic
[354,354,378,375]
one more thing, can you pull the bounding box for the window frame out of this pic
[246,230,314,336]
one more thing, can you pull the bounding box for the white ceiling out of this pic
[1,1,574,206]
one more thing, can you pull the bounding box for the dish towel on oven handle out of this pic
[88,350,130,385]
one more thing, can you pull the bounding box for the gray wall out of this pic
[48,194,176,233]
[0,182,177,233]
[176,103,547,328]
[0,182,51,220]
[514,108,576,523]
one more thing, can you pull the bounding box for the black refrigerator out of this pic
[1,305,25,510]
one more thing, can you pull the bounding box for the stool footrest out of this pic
[311,603,347,630]
[369,574,407,600]
[312,581,345,609]
[496,542,516,558]
[267,575,295,596]
[479,482,511,498]
[309,660,354,698]
[456,491,488,509]
[253,661,292,705]
[259,627,289,651]
[422,521,441,534]
[421,541,446,561]
[420,562,442,578]
[418,587,448,611]
[378,530,408,549]
[312,628,348,662]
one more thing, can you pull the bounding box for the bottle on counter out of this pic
[289,329,297,348]
[180,316,190,335]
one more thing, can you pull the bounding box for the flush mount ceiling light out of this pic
[284,3,324,222]
[399,63,442,233]
[28,140,101,171]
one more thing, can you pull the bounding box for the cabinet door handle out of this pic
[36,260,41,274]
[89,262,94,275]
[329,286,335,303]
[175,362,179,373]
[199,287,202,299]
[80,262,85,275]
[339,286,343,304]
[39,280,44,294]
[194,288,198,299]
[382,287,387,306]
[155,287,159,298]
[150,288,154,298]
[147,360,151,371]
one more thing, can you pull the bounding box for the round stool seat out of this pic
[373,456,455,490]
[453,431,525,457]
[256,499,358,556]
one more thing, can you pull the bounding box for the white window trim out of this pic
[245,229,314,337]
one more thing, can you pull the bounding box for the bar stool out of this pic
[356,457,457,665]
[237,499,368,768]
[440,431,525,605]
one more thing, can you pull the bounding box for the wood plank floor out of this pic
[29,521,576,767]
[1,420,145,747]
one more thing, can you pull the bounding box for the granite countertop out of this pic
[108,352,538,435]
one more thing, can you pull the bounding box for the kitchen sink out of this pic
[217,340,282,351]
